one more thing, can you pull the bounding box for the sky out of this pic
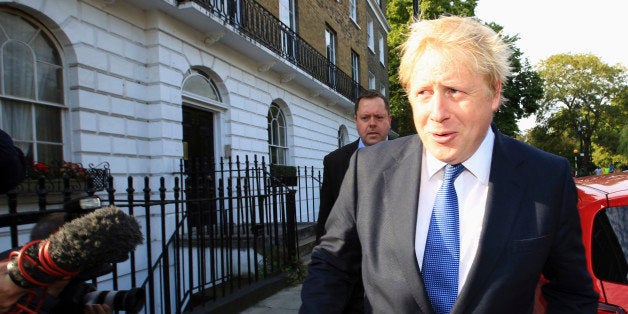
[475,0,628,68]
[475,0,628,131]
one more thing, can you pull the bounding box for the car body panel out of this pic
[575,173,628,312]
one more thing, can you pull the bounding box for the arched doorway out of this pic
[182,70,222,229]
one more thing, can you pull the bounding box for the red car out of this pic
[536,172,628,313]
[576,172,627,313]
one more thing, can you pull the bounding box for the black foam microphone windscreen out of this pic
[7,206,143,288]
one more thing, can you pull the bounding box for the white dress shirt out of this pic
[415,127,494,293]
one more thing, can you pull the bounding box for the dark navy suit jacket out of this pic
[317,140,360,241]
[302,127,598,313]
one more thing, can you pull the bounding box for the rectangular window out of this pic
[279,0,296,30]
[326,26,337,87]
[325,26,337,65]
[368,72,376,89]
[349,0,357,23]
[378,32,385,65]
[351,50,360,83]
[351,50,360,98]
[367,15,374,52]
[380,82,386,97]
[279,0,297,60]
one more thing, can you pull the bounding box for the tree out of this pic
[416,0,477,20]
[592,86,628,169]
[525,124,577,166]
[386,0,543,137]
[387,0,414,136]
[489,23,544,136]
[537,53,627,175]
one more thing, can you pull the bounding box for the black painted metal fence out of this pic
[0,155,321,313]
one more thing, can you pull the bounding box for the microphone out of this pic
[6,206,143,288]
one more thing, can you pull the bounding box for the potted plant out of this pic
[269,164,298,187]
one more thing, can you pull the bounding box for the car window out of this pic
[592,206,628,284]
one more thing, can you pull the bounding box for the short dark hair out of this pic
[354,90,390,115]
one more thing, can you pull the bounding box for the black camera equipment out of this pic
[6,198,145,313]
[52,280,146,313]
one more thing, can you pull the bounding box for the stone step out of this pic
[296,222,316,239]
[298,234,316,258]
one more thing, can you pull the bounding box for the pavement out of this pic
[239,284,302,313]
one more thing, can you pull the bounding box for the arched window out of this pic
[267,103,287,165]
[182,70,221,102]
[338,124,349,148]
[0,8,63,164]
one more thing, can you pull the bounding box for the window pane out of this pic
[267,104,287,165]
[277,147,285,165]
[37,142,62,165]
[592,206,628,284]
[31,31,60,65]
[37,62,62,103]
[278,126,286,146]
[269,146,278,164]
[1,99,32,141]
[350,0,357,22]
[36,104,61,142]
[367,16,374,50]
[0,11,38,43]
[4,41,36,98]
[183,74,220,101]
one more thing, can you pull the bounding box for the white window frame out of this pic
[268,103,288,165]
[349,0,357,23]
[351,50,360,83]
[368,72,376,89]
[378,31,385,65]
[338,125,349,148]
[0,8,65,165]
[367,14,374,52]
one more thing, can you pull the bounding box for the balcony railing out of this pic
[180,0,365,101]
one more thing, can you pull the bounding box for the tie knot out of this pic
[443,164,465,182]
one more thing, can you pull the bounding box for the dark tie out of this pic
[422,164,465,314]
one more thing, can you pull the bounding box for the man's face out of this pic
[407,49,500,165]
[354,97,392,147]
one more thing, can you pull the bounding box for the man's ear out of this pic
[491,81,502,112]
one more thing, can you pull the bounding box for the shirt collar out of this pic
[425,127,494,184]
[358,136,389,149]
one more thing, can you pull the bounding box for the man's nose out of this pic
[429,93,450,122]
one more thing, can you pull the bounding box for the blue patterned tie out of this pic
[422,164,465,314]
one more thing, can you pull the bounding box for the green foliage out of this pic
[592,143,628,173]
[283,257,308,285]
[619,124,628,157]
[387,0,414,136]
[418,0,477,20]
[490,24,544,136]
[258,247,307,285]
[536,53,627,174]
[525,124,577,164]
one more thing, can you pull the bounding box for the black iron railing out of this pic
[0,155,321,313]
[180,0,365,101]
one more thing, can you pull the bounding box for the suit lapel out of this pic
[453,129,525,312]
[384,137,434,313]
